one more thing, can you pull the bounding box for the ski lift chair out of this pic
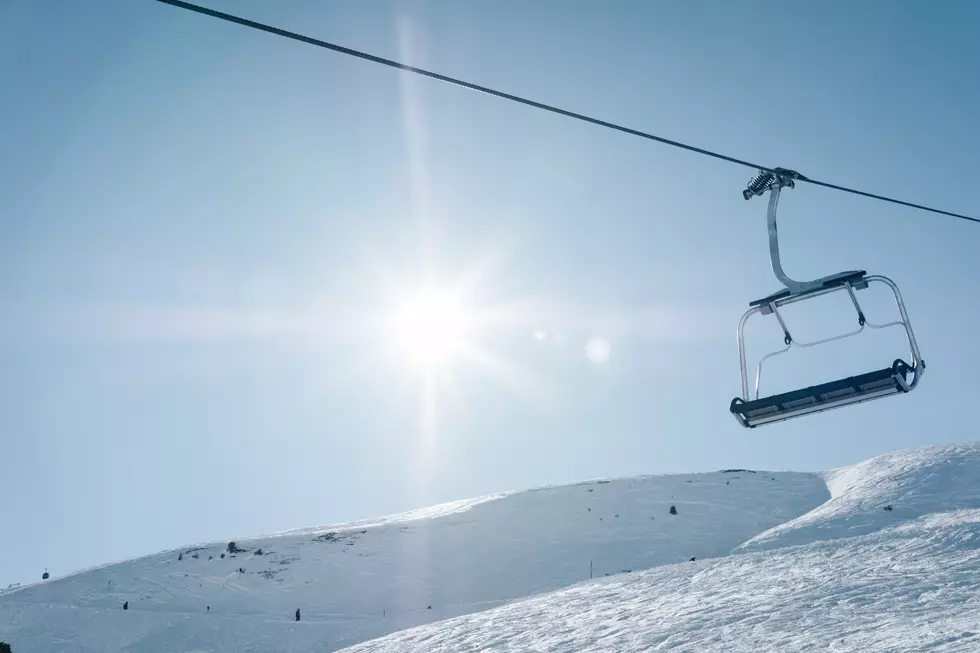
[730,169,924,428]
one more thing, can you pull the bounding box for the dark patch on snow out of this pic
[314,531,361,547]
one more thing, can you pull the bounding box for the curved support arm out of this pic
[767,184,811,292]
[756,173,868,297]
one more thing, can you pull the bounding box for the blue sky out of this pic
[1,0,978,587]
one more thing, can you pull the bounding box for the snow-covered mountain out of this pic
[350,442,980,652]
[2,442,978,652]
[351,509,980,652]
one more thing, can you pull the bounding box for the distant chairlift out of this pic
[730,168,924,428]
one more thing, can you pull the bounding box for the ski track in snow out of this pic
[3,441,980,652]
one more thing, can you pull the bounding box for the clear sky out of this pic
[2,0,978,588]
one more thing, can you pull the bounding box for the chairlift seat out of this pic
[732,171,923,428]
[730,359,911,428]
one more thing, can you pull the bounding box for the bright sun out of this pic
[392,288,469,365]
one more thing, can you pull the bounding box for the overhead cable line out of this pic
[156,0,978,225]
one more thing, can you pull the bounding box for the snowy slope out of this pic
[739,441,980,552]
[347,510,980,652]
[346,441,980,653]
[0,469,827,652]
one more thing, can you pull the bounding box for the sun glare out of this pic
[392,289,468,365]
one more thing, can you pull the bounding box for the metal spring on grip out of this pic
[743,170,775,200]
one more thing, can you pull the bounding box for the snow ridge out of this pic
[3,442,979,652]
[739,440,980,553]
[344,441,980,652]
[348,509,980,652]
[0,470,826,651]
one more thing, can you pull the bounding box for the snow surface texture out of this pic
[349,441,980,653]
[739,442,980,552]
[1,471,825,651]
[3,442,980,652]
[349,509,980,652]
